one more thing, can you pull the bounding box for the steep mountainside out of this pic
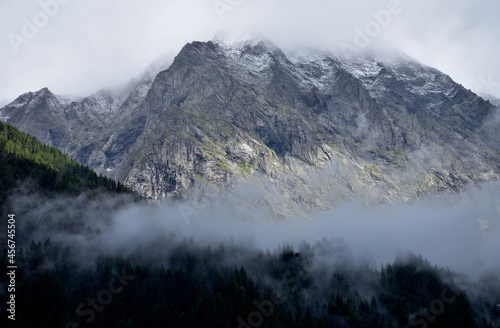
[2,38,499,213]
[0,56,170,172]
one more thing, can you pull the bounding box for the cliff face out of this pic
[2,39,499,212]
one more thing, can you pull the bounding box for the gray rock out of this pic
[2,39,499,214]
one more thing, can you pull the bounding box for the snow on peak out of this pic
[286,50,339,91]
[287,47,332,64]
[338,57,385,80]
[213,33,286,77]
[213,31,285,60]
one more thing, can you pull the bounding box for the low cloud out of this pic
[1,0,499,102]
[6,178,500,281]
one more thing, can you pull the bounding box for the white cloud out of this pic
[1,0,499,102]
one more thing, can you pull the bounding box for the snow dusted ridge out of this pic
[6,96,32,109]
[288,49,457,98]
[1,34,459,125]
[214,35,286,75]
[213,31,269,49]
[0,54,172,170]
[213,35,458,100]
[0,54,172,123]
[2,36,498,205]
[288,49,340,91]
[57,94,85,105]
[215,36,341,90]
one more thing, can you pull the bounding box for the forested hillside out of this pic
[0,121,131,209]
[0,122,499,328]
[0,242,498,328]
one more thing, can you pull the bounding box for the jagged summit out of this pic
[2,38,499,212]
[1,87,60,117]
[13,87,56,102]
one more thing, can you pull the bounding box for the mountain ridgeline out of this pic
[1,38,499,211]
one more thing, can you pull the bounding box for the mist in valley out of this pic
[4,175,500,294]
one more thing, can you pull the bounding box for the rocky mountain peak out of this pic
[36,86,53,96]
[8,87,55,107]
[2,39,500,212]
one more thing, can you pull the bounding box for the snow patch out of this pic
[288,51,339,90]
[213,31,266,49]
[219,42,274,72]
[9,99,30,108]
[58,95,84,105]
[338,58,384,80]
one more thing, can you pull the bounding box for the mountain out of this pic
[2,38,499,212]
[0,56,170,170]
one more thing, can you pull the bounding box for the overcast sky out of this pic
[1,0,499,104]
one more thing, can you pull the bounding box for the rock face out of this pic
[0,56,170,173]
[2,38,499,213]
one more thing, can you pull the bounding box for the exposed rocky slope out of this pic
[0,56,170,172]
[2,38,499,214]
